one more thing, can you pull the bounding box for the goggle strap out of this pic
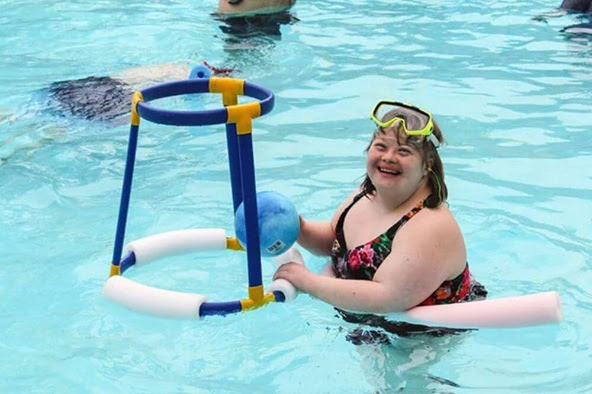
[426,133,441,149]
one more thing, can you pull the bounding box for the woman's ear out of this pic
[424,152,435,175]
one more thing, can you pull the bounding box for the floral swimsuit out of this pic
[331,193,471,306]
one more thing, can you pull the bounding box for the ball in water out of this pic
[234,191,299,257]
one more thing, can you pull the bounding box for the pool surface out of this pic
[1,0,591,392]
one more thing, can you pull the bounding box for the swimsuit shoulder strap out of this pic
[335,192,366,250]
[382,202,424,240]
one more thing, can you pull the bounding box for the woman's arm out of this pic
[273,264,399,312]
[296,218,335,256]
[297,190,362,257]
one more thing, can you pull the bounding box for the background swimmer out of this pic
[560,0,592,36]
[215,0,299,49]
[534,0,592,38]
[0,62,231,164]
[45,62,232,122]
[534,1,592,22]
[218,0,296,16]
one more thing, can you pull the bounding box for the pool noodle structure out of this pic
[103,68,563,328]
[104,66,288,317]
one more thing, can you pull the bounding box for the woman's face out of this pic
[366,128,427,197]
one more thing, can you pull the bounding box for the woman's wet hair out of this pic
[361,107,448,208]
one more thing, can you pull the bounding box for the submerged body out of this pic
[46,64,192,121]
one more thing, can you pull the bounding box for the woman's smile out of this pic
[377,165,402,177]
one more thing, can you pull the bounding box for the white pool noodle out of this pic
[271,248,562,328]
[103,276,208,319]
[125,229,227,265]
[394,291,563,329]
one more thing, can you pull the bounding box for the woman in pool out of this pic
[274,101,485,335]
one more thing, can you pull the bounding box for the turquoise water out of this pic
[1,0,591,392]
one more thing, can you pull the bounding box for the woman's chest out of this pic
[341,203,403,248]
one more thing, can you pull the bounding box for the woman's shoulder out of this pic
[395,202,467,277]
[406,202,463,240]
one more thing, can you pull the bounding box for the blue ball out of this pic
[234,191,300,257]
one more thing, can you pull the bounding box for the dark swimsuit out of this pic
[331,192,487,341]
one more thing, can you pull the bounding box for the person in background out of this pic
[215,0,299,45]
[45,62,232,122]
[534,0,592,36]
[560,0,592,35]
[218,0,296,16]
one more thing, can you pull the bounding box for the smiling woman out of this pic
[274,101,487,339]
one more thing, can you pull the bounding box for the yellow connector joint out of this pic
[227,101,261,135]
[209,77,244,106]
[226,237,245,251]
[109,263,121,277]
[130,91,144,126]
[240,291,276,311]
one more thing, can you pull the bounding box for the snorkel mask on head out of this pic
[370,101,441,149]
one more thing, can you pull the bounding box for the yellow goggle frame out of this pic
[370,101,440,148]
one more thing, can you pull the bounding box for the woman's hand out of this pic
[273,262,315,293]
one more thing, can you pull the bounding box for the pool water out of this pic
[1,0,591,392]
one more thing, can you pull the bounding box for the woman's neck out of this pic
[373,181,431,213]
